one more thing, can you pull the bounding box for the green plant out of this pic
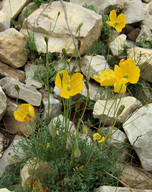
[136,34,152,49]
[99,13,113,42]
[83,3,97,12]
[86,40,107,56]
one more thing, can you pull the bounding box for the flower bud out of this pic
[50,127,57,138]
[74,148,81,158]
[82,125,88,134]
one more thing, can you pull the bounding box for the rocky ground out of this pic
[0,0,152,191]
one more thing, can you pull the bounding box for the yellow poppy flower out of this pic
[106,10,126,32]
[55,70,84,99]
[114,59,140,85]
[93,69,116,86]
[114,82,126,94]
[93,133,101,141]
[14,104,35,122]
[93,133,105,143]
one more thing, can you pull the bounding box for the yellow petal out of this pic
[55,70,69,89]
[93,133,101,141]
[110,10,117,22]
[100,69,116,86]
[70,81,84,96]
[60,88,70,99]
[14,111,25,122]
[106,21,114,27]
[93,74,102,84]
[114,82,126,94]
[98,136,105,143]
[70,73,83,87]
[28,104,35,118]
[116,13,126,23]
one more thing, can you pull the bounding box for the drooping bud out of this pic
[74,147,81,158]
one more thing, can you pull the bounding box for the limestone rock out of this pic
[70,0,125,14]
[136,25,151,41]
[149,1,152,15]
[0,133,3,158]
[0,28,28,68]
[21,158,53,191]
[0,86,7,121]
[0,135,25,177]
[81,55,109,79]
[25,63,42,89]
[123,103,152,171]
[0,62,25,83]
[127,28,140,42]
[110,34,127,56]
[1,0,30,20]
[142,0,151,3]
[121,163,152,190]
[142,16,152,31]
[128,47,152,83]
[0,11,10,32]
[95,185,152,192]
[0,77,42,106]
[18,2,39,26]
[123,1,146,24]
[21,1,102,56]
[42,93,61,121]
[93,96,141,125]
[2,98,36,136]
[106,127,128,147]
[49,114,76,135]
[0,189,13,192]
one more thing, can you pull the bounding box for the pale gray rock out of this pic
[70,0,125,14]
[128,47,152,83]
[0,11,10,31]
[93,96,141,125]
[0,62,25,83]
[142,0,151,3]
[0,189,13,192]
[25,63,42,89]
[0,28,28,68]
[42,93,61,121]
[95,185,152,192]
[106,127,128,146]
[136,25,152,41]
[121,163,152,190]
[110,34,127,56]
[142,15,152,30]
[81,55,109,79]
[3,98,36,136]
[0,135,25,177]
[149,1,152,15]
[18,2,39,26]
[0,133,3,158]
[21,1,102,56]
[127,28,140,42]
[0,86,7,121]
[1,0,30,20]
[123,103,152,171]
[0,77,42,106]
[49,114,76,135]
[21,158,53,191]
[123,1,146,24]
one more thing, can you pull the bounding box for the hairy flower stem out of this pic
[45,37,50,125]
[71,81,89,166]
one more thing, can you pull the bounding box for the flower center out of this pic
[65,83,73,92]
[24,113,32,121]
[113,21,118,27]
[123,72,129,79]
